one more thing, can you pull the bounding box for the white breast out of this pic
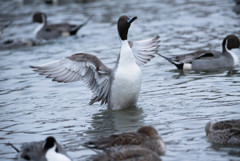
[45,145,71,161]
[34,23,44,36]
[226,40,239,66]
[229,50,239,66]
[110,41,142,110]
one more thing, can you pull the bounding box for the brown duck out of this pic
[205,119,240,145]
[84,126,165,155]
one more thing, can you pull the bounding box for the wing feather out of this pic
[30,53,111,105]
[129,35,160,66]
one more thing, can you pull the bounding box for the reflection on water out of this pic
[86,107,145,137]
[0,0,240,161]
[210,144,240,158]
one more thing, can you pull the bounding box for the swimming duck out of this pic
[205,119,240,145]
[233,0,240,14]
[91,146,162,161]
[32,12,91,40]
[7,136,72,161]
[0,38,41,50]
[30,15,160,110]
[84,126,165,155]
[159,35,240,70]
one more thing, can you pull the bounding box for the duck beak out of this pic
[127,17,137,24]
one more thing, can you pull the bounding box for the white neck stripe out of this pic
[225,39,239,65]
[225,39,229,52]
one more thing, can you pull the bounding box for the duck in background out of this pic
[84,126,165,155]
[0,20,42,50]
[30,15,160,110]
[0,38,42,50]
[33,12,92,40]
[158,35,240,70]
[205,119,240,145]
[43,0,96,5]
[7,136,72,161]
[233,0,240,14]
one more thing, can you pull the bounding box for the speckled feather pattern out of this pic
[206,119,240,145]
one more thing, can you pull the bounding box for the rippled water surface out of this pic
[0,0,240,160]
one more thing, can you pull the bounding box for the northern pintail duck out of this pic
[33,12,91,40]
[7,136,72,161]
[84,126,165,155]
[92,146,161,161]
[205,119,240,145]
[0,38,41,50]
[30,15,160,110]
[159,35,240,70]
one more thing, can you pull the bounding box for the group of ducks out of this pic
[30,15,240,110]
[8,120,240,161]
[5,12,240,161]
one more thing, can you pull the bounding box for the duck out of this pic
[32,12,91,40]
[84,126,165,155]
[0,38,41,50]
[91,146,162,161]
[233,0,240,14]
[7,136,72,161]
[158,35,240,70]
[205,119,240,145]
[30,15,160,110]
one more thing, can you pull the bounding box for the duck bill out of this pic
[128,17,137,24]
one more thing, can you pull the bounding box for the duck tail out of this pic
[70,15,93,35]
[157,53,183,69]
[5,142,20,153]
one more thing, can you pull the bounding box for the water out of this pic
[0,0,240,160]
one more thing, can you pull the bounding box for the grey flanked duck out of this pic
[7,136,72,161]
[0,38,41,50]
[84,126,165,155]
[205,119,240,145]
[30,15,160,110]
[159,35,240,70]
[91,146,161,161]
[33,12,91,40]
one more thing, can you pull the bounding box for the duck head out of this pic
[33,12,47,24]
[222,35,240,52]
[117,15,137,41]
[137,126,159,139]
[42,136,57,152]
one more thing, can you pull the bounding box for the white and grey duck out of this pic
[159,35,240,70]
[33,12,91,40]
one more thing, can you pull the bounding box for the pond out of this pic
[0,0,239,160]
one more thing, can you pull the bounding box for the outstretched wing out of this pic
[129,35,160,66]
[30,53,111,105]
